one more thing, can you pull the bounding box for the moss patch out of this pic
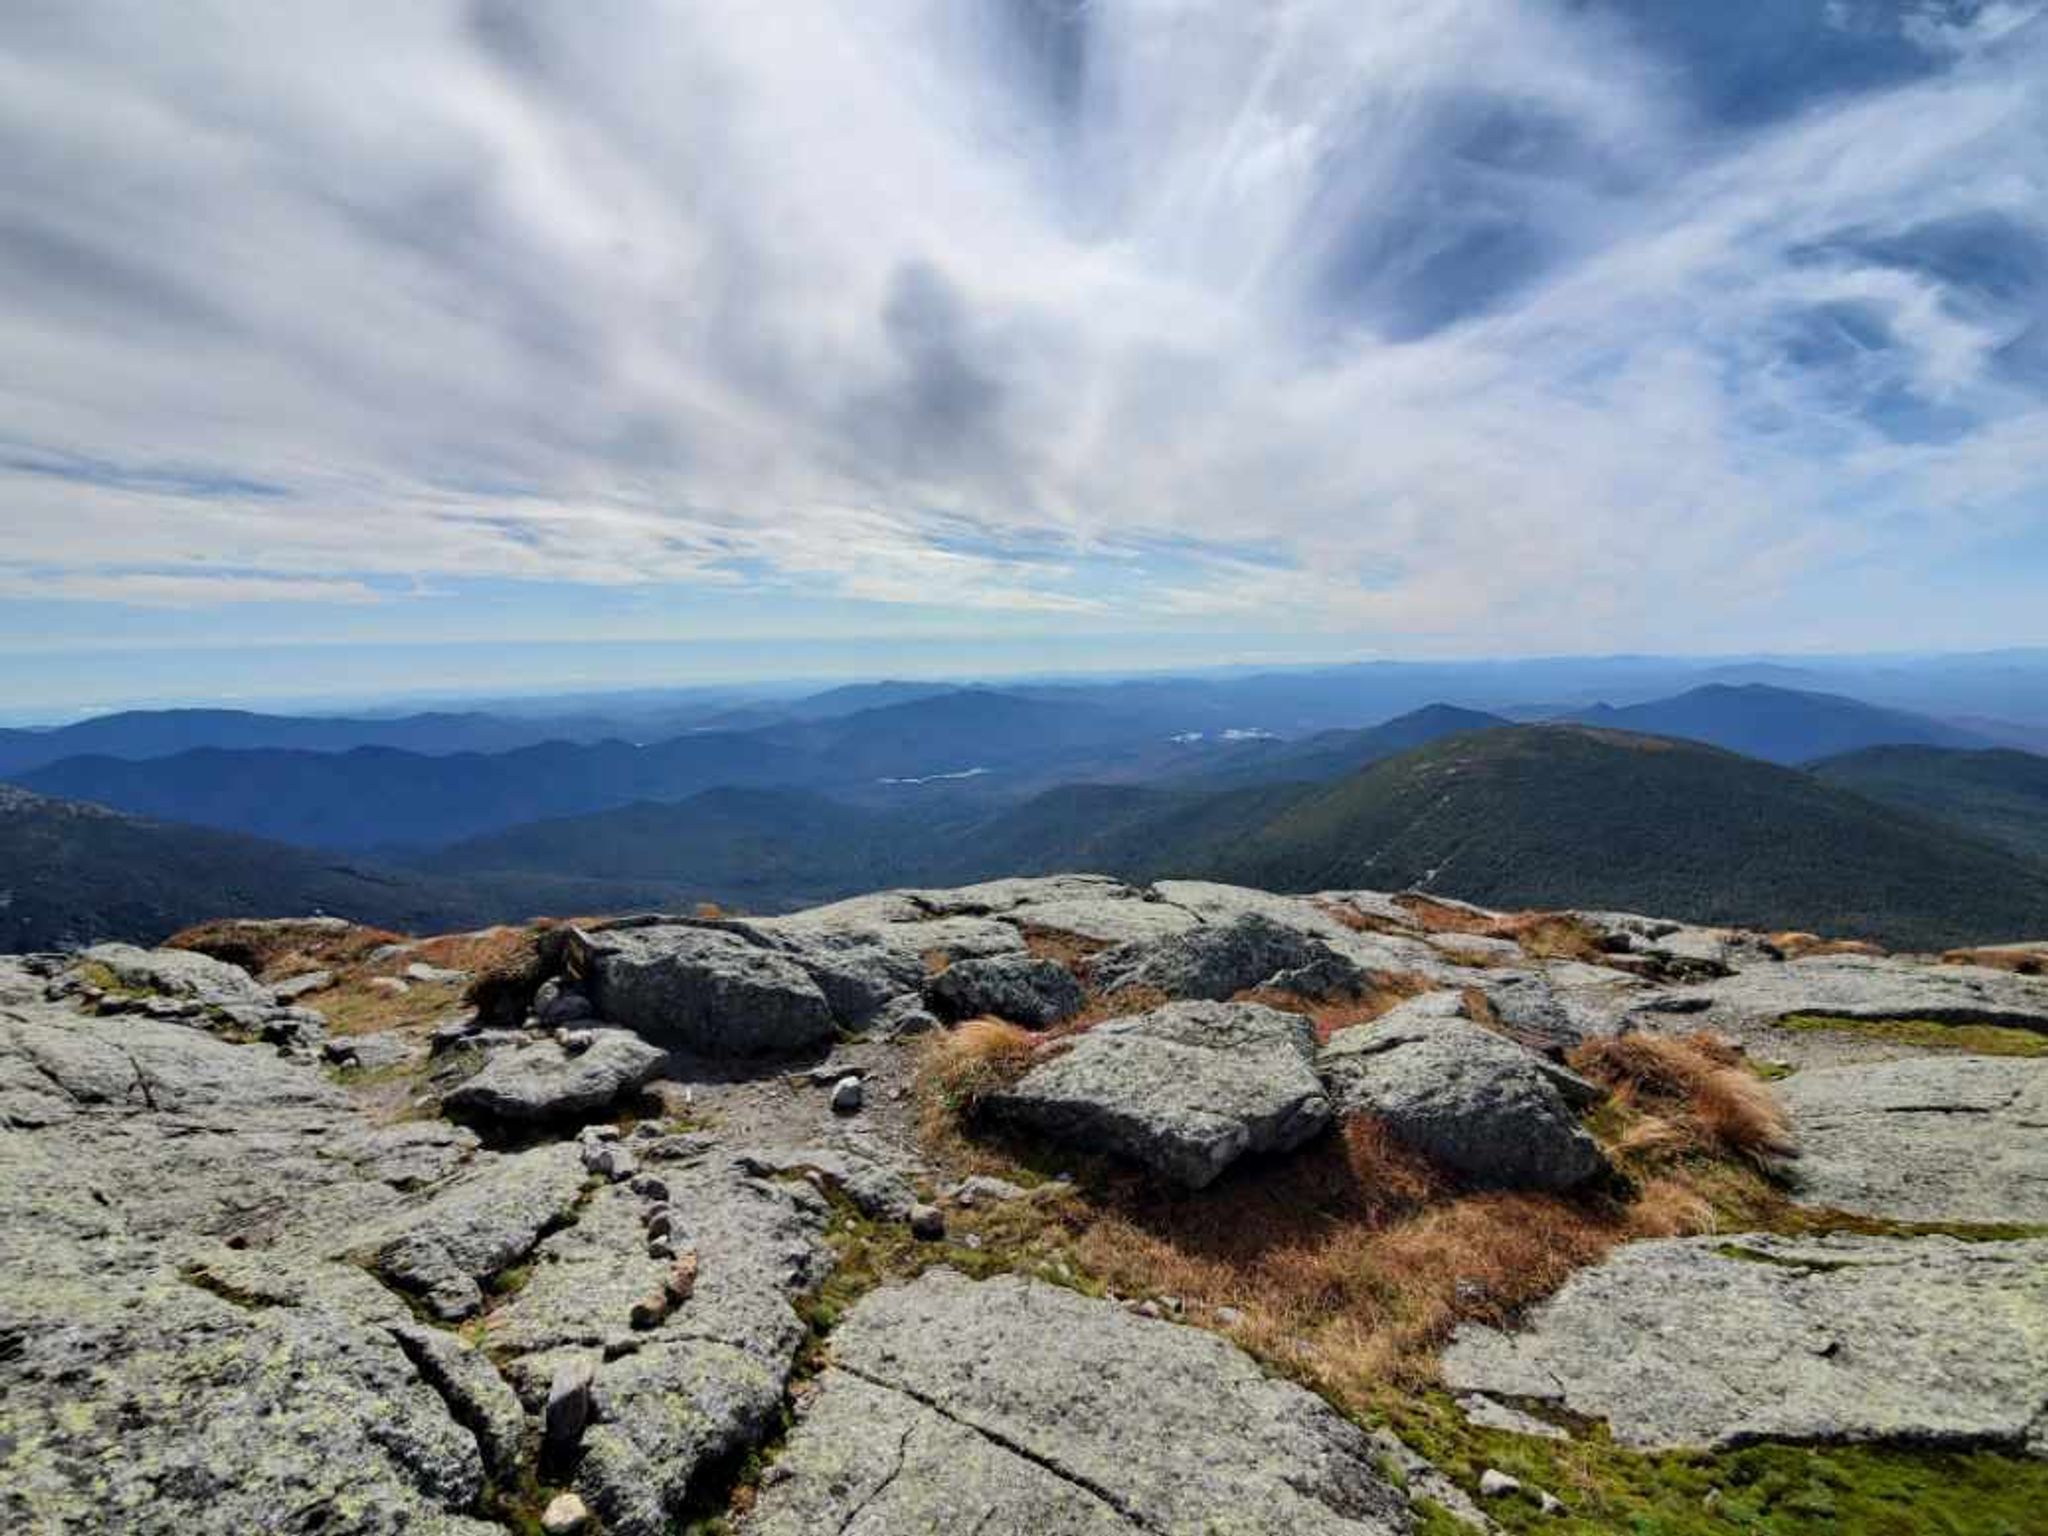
[1780,1014,2048,1057]
[1378,1391,2048,1535]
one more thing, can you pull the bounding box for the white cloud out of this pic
[0,1,2044,650]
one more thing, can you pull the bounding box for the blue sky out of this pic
[2,1,2046,711]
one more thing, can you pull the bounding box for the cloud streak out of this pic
[1,1,2045,661]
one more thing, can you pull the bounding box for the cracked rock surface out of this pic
[745,1269,1412,1535]
[1441,1234,2048,1452]
[1777,1056,2048,1223]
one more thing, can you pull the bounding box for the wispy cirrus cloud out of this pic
[1,1,2045,668]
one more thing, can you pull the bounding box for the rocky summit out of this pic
[3,873,2045,1534]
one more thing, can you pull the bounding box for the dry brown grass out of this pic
[1394,894,1500,935]
[1492,911,1607,964]
[1312,900,1412,937]
[1570,1032,1795,1169]
[1237,973,1433,1044]
[1771,931,1886,959]
[1940,944,2046,976]
[1019,925,1112,968]
[914,1018,1046,1142]
[460,922,581,1026]
[165,917,406,980]
[1063,983,1174,1032]
[1064,1118,1661,1391]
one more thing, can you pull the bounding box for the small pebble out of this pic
[1479,1468,1521,1499]
[830,1075,864,1113]
[908,1203,945,1241]
[540,1491,590,1534]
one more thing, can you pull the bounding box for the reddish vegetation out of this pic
[1236,974,1432,1043]
[165,917,404,980]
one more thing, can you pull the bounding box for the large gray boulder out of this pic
[746,1269,1411,1535]
[1442,1234,2048,1452]
[1319,997,1606,1190]
[1089,913,1364,1002]
[985,1000,1331,1188]
[576,925,837,1054]
[443,1029,668,1125]
[1777,1056,2048,1224]
[927,953,1085,1026]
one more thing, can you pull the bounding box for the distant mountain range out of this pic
[8,675,2048,952]
[411,724,2048,951]
[1563,683,1990,764]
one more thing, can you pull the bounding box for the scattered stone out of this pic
[1459,1392,1569,1440]
[869,991,942,1037]
[368,975,411,995]
[665,1250,699,1302]
[830,1073,864,1113]
[987,999,1331,1188]
[1538,1490,1565,1516]
[1319,1000,1606,1190]
[321,1031,419,1072]
[630,1173,670,1202]
[908,1202,946,1240]
[545,1355,599,1455]
[1778,1056,2048,1224]
[273,968,334,1001]
[1441,1234,2048,1451]
[556,1027,594,1054]
[926,952,1085,1026]
[541,1492,592,1535]
[583,1142,639,1182]
[733,1145,919,1222]
[533,975,596,1025]
[444,1028,667,1126]
[746,1269,1411,1534]
[1479,1469,1522,1498]
[949,1173,1029,1206]
[406,961,469,985]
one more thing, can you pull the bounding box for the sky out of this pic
[3,1,2047,711]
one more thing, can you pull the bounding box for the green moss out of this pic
[1780,1014,2048,1057]
[1376,1391,2048,1535]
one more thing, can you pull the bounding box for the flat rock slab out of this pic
[987,1000,1331,1188]
[745,1269,1410,1535]
[1441,1234,2048,1453]
[1319,999,1606,1190]
[443,1028,668,1125]
[1777,1056,2048,1224]
[1643,956,2048,1036]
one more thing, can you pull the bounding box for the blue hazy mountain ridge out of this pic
[10,676,2036,853]
[13,689,1156,848]
[1563,684,1993,764]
